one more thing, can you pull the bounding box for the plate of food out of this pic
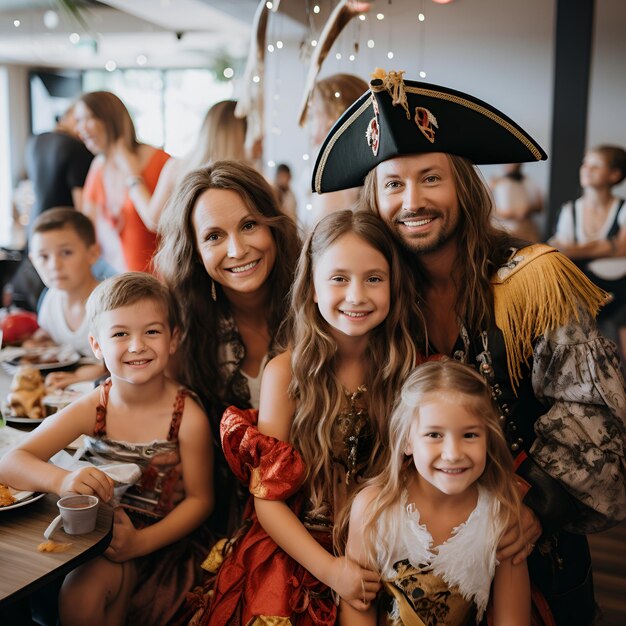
[0,484,46,511]
[3,415,46,425]
[2,345,81,372]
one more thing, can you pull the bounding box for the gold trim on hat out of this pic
[405,86,543,160]
[314,85,544,193]
[314,97,372,193]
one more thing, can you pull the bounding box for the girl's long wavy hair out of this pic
[363,154,525,335]
[357,360,521,573]
[153,160,300,422]
[288,210,424,542]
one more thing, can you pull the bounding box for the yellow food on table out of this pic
[2,365,46,420]
[0,483,17,507]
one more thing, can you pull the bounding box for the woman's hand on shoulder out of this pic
[257,351,296,441]
[496,504,542,565]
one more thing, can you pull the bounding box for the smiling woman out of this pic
[153,160,301,537]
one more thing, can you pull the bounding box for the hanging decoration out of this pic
[297,0,372,127]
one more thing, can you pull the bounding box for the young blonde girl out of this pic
[343,360,530,626]
[192,210,423,625]
[0,272,213,626]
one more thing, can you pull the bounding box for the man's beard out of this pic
[388,212,456,256]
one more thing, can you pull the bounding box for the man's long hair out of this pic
[363,154,522,334]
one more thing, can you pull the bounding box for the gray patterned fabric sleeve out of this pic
[531,308,626,533]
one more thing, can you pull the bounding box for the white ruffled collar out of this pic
[398,484,502,621]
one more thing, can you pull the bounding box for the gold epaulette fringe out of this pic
[492,244,609,390]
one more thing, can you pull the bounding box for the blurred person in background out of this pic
[490,162,544,242]
[274,162,297,221]
[300,73,368,231]
[75,91,170,273]
[9,105,94,311]
[124,100,248,234]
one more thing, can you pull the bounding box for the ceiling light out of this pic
[105,60,117,72]
[43,10,59,29]
[223,67,234,78]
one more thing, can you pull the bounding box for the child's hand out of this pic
[59,467,114,503]
[105,508,140,562]
[328,556,380,611]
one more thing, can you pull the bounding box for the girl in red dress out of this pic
[187,210,425,625]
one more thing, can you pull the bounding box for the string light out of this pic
[334,91,341,98]
[349,54,355,61]
[387,51,394,59]
[105,60,117,72]
[276,40,283,49]
[136,54,148,66]
[13,19,20,27]
[302,154,310,161]
[419,70,427,78]
[223,67,234,78]
[268,160,276,167]
[265,1,273,9]
[367,39,375,49]
[376,13,384,20]
[358,14,366,21]
[306,203,313,211]
[418,13,425,21]
[313,4,320,13]
[335,52,342,60]
[69,32,80,44]
[252,75,260,83]
[267,43,275,52]
[311,39,318,47]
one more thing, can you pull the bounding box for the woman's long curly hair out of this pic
[363,154,524,335]
[153,160,300,422]
[358,360,521,573]
[288,210,424,537]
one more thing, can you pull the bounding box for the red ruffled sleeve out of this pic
[220,406,307,500]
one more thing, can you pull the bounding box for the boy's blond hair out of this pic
[87,272,180,337]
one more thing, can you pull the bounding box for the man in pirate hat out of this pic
[313,69,626,625]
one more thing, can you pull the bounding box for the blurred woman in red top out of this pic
[75,91,169,272]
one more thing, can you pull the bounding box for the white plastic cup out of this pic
[44,494,99,538]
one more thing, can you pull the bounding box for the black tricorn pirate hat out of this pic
[312,69,547,193]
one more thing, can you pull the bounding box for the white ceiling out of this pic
[0,0,262,69]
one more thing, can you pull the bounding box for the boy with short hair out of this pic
[28,207,107,388]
